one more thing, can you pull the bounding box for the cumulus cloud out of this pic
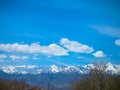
[93,51,106,57]
[115,39,120,46]
[0,54,7,59]
[40,44,68,56]
[9,55,29,60]
[60,38,94,53]
[0,43,68,56]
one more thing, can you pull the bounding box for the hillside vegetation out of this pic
[0,78,44,90]
[71,61,120,90]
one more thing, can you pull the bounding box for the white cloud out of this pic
[0,43,68,56]
[32,54,39,60]
[0,54,7,59]
[9,55,29,60]
[10,55,20,60]
[93,51,106,57]
[21,56,29,59]
[115,39,120,46]
[60,38,94,53]
[91,25,120,38]
[40,44,69,56]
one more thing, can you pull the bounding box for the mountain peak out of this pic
[0,63,120,74]
[49,65,60,73]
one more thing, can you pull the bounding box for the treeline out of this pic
[71,61,120,90]
[0,78,44,90]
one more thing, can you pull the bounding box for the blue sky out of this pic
[0,0,120,66]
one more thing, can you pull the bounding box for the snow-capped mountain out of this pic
[1,65,42,74]
[0,63,119,74]
[49,65,61,73]
[106,63,120,74]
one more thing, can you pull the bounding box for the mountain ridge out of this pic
[0,63,120,75]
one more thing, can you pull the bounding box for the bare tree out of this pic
[90,61,107,90]
[71,61,108,90]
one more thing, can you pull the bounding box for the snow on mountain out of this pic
[106,63,119,74]
[63,65,85,74]
[106,63,116,71]
[0,63,120,74]
[2,66,17,74]
[1,65,42,74]
[49,65,61,73]
[64,66,78,72]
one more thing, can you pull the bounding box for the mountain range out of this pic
[0,63,120,74]
[0,63,120,90]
